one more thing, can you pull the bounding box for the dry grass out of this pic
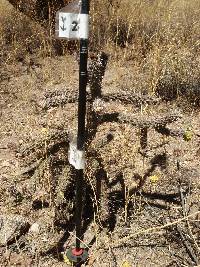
[90,0,200,101]
[90,0,200,51]
[0,0,54,63]
[0,1,200,266]
[1,0,200,102]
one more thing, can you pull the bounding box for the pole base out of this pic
[65,245,89,266]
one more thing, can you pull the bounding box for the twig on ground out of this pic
[102,211,200,249]
[176,225,199,265]
[179,185,200,264]
[9,159,43,181]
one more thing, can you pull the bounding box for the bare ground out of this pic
[0,55,200,267]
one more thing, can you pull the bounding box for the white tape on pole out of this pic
[68,142,85,170]
[78,14,89,39]
[57,13,89,39]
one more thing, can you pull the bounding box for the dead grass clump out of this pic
[90,0,200,103]
[0,0,200,103]
[144,44,200,101]
[90,0,200,53]
[0,2,54,63]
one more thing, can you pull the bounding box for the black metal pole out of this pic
[75,0,89,251]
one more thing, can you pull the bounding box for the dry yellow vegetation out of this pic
[0,0,200,101]
[0,1,200,266]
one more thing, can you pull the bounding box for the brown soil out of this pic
[0,55,200,267]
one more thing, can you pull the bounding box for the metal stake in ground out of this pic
[56,0,89,265]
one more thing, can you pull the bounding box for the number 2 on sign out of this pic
[72,21,79,31]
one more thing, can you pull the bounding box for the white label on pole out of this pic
[57,13,89,39]
[68,142,85,169]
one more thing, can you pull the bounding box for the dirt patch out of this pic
[0,55,200,267]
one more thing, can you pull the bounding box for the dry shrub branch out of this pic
[104,211,200,249]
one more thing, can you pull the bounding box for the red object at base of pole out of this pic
[72,248,84,256]
[66,246,89,265]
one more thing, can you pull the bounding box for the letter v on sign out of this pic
[55,0,89,40]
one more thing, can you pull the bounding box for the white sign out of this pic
[68,142,85,169]
[56,13,89,39]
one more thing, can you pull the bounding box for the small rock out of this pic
[0,214,30,246]
[19,139,24,145]
[29,223,40,234]
[26,209,63,254]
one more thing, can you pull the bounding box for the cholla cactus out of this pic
[92,98,106,112]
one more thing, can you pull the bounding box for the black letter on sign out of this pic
[72,21,79,31]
